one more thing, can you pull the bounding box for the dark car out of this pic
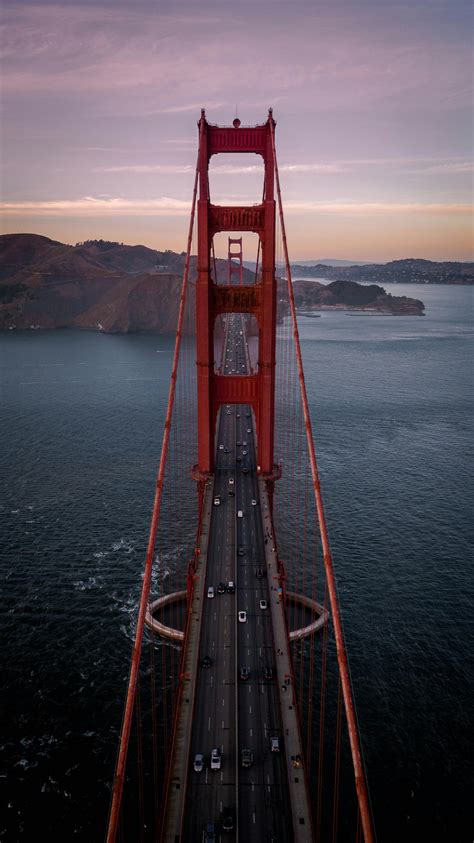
[255,568,264,579]
[236,440,242,447]
[238,546,245,556]
[222,808,234,832]
[264,667,273,680]
[217,582,226,594]
[228,490,235,497]
[240,666,250,680]
[236,456,242,462]
[242,467,248,474]
[241,748,254,768]
[201,656,213,669]
[203,822,215,841]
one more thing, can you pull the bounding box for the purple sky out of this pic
[1,0,472,261]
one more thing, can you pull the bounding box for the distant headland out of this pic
[0,234,428,333]
[290,257,473,285]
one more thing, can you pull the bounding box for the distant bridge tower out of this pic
[227,237,244,285]
[195,110,278,484]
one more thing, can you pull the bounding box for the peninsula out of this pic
[0,234,425,332]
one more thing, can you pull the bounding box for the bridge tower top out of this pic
[227,238,243,285]
[195,110,278,479]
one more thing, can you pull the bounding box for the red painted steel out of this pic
[105,145,201,843]
[195,110,277,478]
[227,237,243,285]
[270,120,375,843]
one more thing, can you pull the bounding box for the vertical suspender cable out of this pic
[269,119,375,843]
[106,140,201,843]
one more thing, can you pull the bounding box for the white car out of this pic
[259,599,267,610]
[247,428,251,433]
[194,753,204,772]
[219,444,224,450]
[251,499,257,506]
[238,610,247,623]
[213,496,220,506]
[207,586,215,599]
[229,477,234,485]
[210,748,221,770]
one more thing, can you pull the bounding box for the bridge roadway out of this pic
[182,316,293,841]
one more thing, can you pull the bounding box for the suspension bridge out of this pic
[106,110,375,843]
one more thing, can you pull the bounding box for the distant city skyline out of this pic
[1,0,472,262]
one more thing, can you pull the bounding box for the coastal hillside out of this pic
[0,234,424,332]
[291,257,474,285]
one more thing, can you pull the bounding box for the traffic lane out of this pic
[185,411,236,838]
[237,410,293,839]
[236,460,271,840]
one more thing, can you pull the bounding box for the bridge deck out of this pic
[162,315,312,841]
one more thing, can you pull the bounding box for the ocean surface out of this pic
[1,282,473,841]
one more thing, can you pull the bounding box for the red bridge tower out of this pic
[195,110,278,486]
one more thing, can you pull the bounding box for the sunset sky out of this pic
[1,0,472,262]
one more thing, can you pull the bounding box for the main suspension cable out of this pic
[269,117,375,843]
[106,135,201,843]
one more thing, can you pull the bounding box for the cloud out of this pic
[283,201,472,216]
[94,164,196,174]
[0,197,192,216]
[144,101,224,115]
[94,162,342,174]
[2,196,470,218]
[412,161,473,175]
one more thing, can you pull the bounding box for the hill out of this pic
[291,258,474,285]
[0,234,424,331]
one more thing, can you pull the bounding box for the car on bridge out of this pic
[241,748,253,768]
[227,581,235,593]
[207,586,215,598]
[222,808,234,832]
[251,499,257,506]
[238,610,247,623]
[256,568,264,579]
[259,599,268,610]
[229,477,234,484]
[270,736,280,753]
[201,655,213,669]
[217,582,226,594]
[202,822,215,841]
[264,667,273,680]
[193,753,204,772]
[210,748,221,770]
[213,496,221,506]
[240,666,250,680]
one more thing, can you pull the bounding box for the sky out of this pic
[1,0,472,262]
